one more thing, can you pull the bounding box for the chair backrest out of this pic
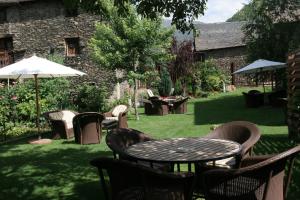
[205,121,261,156]
[90,157,195,200]
[112,105,127,117]
[44,110,76,129]
[106,128,153,159]
[73,112,104,144]
[90,157,144,200]
[201,145,300,200]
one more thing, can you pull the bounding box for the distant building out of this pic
[0,0,114,87]
[194,22,247,85]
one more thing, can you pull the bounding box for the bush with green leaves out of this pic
[74,83,108,112]
[194,60,228,92]
[158,67,172,97]
[0,78,72,127]
[173,79,183,96]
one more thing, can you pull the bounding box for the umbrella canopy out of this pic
[0,55,86,140]
[233,59,286,74]
[0,55,86,79]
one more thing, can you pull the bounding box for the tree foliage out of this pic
[168,39,194,83]
[243,0,300,62]
[158,67,172,97]
[226,3,252,22]
[89,1,174,119]
[89,2,174,72]
[66,0,207,32]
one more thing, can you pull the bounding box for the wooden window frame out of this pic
[65,38,80,57]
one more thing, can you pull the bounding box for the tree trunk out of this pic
[134,59,140,120]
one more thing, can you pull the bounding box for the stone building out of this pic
[194,22,248,85]
[0,0,114,88]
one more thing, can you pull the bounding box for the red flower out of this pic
[11,95,18,100]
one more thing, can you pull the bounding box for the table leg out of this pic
[188,163,192,172]
[177,163,180,172]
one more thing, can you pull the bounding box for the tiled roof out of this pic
[0,0,34,4]
[194,22,246,51]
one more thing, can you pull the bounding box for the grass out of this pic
[0,87,298,200]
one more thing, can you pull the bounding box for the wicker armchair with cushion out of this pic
[146,89,160,100]
[170,97,189,114]
[243,90,264,108]
[90,157,195,200]
[143,99,169,115]
[43,110,78,139]
[103,105,128,129]
[200,145,300,200]
[73,112,104,144]
[203,121,261,168]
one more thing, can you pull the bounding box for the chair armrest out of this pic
[240,155,274,167]
[118,110,128,128]
[104,112,113,118]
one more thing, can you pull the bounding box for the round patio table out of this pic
[126,137,242,168]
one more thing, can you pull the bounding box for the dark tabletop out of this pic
[126,137,242,163]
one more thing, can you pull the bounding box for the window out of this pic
[0,8,7,23]
[0,37,13,51]
[65,8,78,17]
[65,38,80,57]
[194,52,206,62]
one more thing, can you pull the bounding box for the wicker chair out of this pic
[106,128,153,159]
[171,97,189,114]
[242,90,264,108]
[203,121,261,168]
[43,110,78,139]
[103,105,128,129]
[200,145,300,200]
[146,89,160,100]
[143,99,169,115]
[106,128,172,171]
[73,112,104,144]
[90,157,195,200]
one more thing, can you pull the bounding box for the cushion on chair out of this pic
[147,89,154,97]
[61,111,76,129]
[112,105,127,117]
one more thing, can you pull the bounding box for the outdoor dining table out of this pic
[126,137,242,171]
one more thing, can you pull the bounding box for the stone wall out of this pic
[203,46,250,86]
[0,0,115,90]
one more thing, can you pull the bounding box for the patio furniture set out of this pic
[243,89,287,108]
[43,105,128,144]
[143,89,189,115]
[90,121,300,200]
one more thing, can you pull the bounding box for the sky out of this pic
[198,0,250,23]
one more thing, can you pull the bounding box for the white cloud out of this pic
[198,0,250,23]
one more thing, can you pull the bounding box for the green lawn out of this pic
[0,87,298,200]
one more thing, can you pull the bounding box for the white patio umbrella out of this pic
[0,55,86,142]
[233,59,286,74]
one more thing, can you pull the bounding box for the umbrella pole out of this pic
[34,74,41,139]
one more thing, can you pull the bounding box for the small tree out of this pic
[158,67,172,97]
[89,1,174,120]
[168,39,194,95]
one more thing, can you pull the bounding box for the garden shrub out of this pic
[174,79,183,96]
[194,59,228,92]
[158,67,172,97]
[74,83,108,112]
